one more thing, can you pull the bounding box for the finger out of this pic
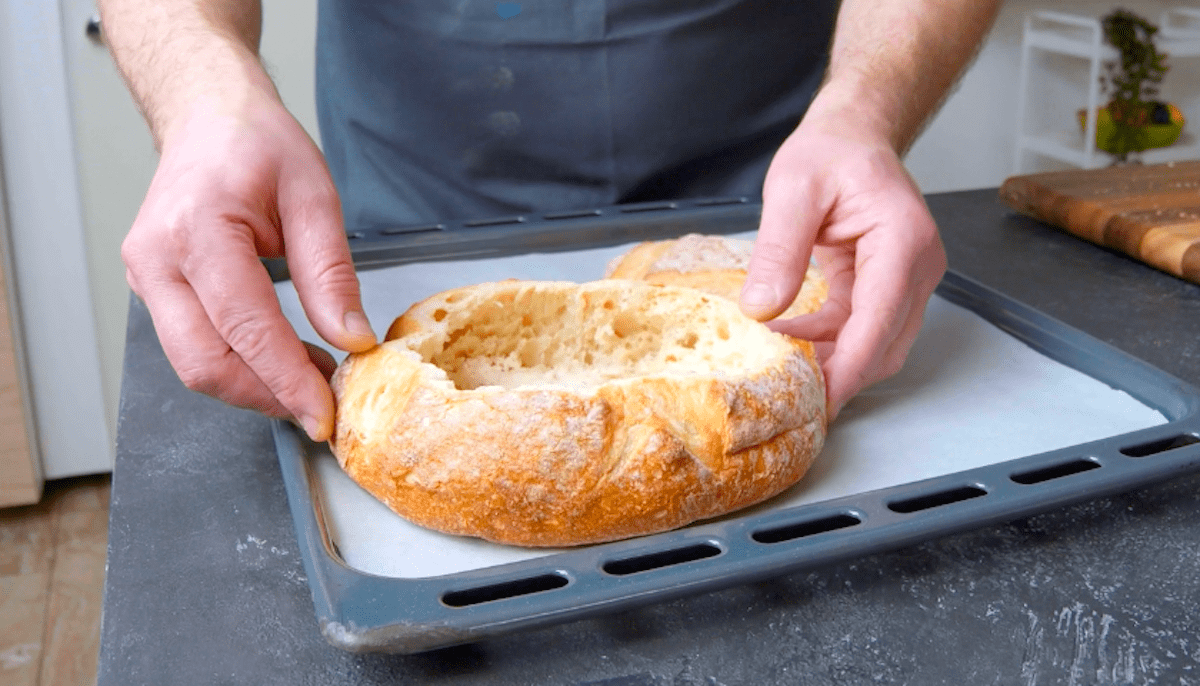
[827,293,929,423]
[138,272,291,418]
[741,174,825,321]
[766,309,844,342]
[277,162,376,354]
[183,224,336,441]
[822,218,946,419]
[819,239,916,418]
[875,294,930,383]
[303,341,339,382]
[822,303,913,421]
[865,251,945,398]
[765,247,855,341]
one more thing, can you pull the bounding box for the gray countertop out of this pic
[98,189,1200,685]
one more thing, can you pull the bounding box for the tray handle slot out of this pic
[441,573,570,608]
[619,201,677,213]
[887,485,988,514]
[751,512,862,544]
[542,209,602,220]
[1119,433,1200,458]
[601,542,722,576]
[380,223,446,236]
[694,197,749,206]
[463,215,526,228]
[1010,458,1101,485]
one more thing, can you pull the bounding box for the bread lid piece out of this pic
[330,279,825,547]
[605,233,829,319]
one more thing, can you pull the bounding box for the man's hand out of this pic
[122,93,376,441]
[739,0,1000,419]
[740,113,945,419]
[99,0,375,440]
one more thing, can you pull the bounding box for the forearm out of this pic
[98,0,273,148]
[812,0,1002,154]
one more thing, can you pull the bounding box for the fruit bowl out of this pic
[1078,102,1185,154]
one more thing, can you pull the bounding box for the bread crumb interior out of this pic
[407,284,778,391]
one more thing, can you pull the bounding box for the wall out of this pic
[907,0,1200,192]
[261,0,321,142]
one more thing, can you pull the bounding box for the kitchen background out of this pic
[2,1,1200,684]
[2,0,1199,493]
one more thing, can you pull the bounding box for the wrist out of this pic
[802,77,906,154]
[148,41,282,151]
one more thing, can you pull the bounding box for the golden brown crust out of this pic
[330,280,825,547]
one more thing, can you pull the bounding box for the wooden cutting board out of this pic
[999,161,1200,285]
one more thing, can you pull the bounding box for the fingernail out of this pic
[741,281,778,310]
[344,310,376,340]
[299,414,322,440]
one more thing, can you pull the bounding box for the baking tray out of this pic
[271,199,1200,654]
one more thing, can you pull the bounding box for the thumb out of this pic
[280,166,376,354]
[741,177,823,321]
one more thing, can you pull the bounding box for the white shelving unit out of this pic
[1013,8,1200,173]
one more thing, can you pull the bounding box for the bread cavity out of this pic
[389,281,790,391]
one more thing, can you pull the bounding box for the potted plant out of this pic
[1078,8,1186,162]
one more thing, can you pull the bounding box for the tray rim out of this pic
[273,206,1200,654]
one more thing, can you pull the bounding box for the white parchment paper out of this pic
[275,235,1165,579]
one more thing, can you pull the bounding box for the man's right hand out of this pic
[121,91,376,441]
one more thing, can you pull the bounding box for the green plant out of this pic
[1099,8,1171,161]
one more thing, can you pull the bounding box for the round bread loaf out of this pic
[330,279,826,547]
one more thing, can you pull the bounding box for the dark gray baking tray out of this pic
[271,199,1200,654]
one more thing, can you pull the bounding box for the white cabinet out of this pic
[0,0,111,482]
[1013,8,1200,172]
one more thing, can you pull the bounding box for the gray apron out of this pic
[315,0,838,230]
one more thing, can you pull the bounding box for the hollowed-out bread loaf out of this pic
[329,279,826,547]
[605,233,829,319]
